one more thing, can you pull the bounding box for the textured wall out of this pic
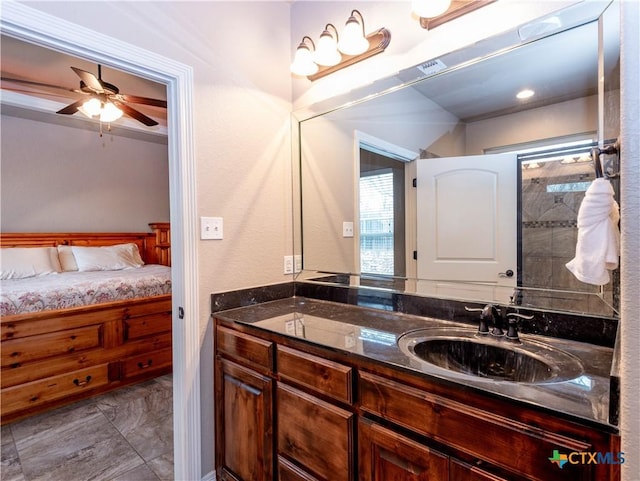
[1,115,169,232]
[620,0,640,478]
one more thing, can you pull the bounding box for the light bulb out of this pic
[314,27,341,67]
[338,17,369,56]
[290,43,319,76]
[81,98,101,117]
[412,0,452,18]
[100,102,123,123]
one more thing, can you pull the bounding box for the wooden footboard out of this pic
[0,224,173,424]
[1,295,172,424]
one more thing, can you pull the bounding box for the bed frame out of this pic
[1,223,172,424]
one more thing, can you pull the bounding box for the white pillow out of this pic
[57,245,79,272]
[71,243,145,272]
[1,247,62,280]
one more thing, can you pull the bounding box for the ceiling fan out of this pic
[2,64,166,127]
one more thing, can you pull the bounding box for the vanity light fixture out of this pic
[516,88,536,99]
[290,9,390,81]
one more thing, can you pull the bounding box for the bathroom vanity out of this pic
[214,297,620,481]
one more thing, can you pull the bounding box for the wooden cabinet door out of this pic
[215,357,273,481]
[278,383,354,481]
[359,418,449,481]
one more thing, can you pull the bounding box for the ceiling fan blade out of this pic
[112,100,159,126]
[56,98,87,115]
[117,94,167,108]
[1,76,79,93]
[70,66,104,93]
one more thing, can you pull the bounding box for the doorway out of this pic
[1,3,200,479]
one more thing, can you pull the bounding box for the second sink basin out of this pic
[397,327,584,384]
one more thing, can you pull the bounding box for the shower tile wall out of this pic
[520,159,615,316]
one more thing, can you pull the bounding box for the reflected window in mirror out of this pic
[359,148,406,286]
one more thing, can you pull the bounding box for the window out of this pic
[360,170,394,275]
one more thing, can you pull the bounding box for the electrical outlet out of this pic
[284,255,294,274]
[294,255,302,273]
[343,221,354,238]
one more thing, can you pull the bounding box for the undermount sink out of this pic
[397,327,584,384]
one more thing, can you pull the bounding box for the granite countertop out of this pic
[215,296,616,431]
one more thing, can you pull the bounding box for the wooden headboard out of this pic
[0,222,171,266]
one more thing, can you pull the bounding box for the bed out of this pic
[1,223,172,424]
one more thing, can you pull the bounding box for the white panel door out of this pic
[416,153,517,303]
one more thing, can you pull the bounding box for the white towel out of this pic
[566,178,620,285]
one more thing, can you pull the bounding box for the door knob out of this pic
[499,269,514,278]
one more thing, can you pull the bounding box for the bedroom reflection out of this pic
[0,37,174,480]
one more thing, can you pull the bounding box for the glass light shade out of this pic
[314,31,341,66]
[81,98,101,117]
[290,44,319,76]
[412,0,452,18]
[338,18,369,56]
[100,102,123,123]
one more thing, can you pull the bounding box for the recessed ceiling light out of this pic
[516,89,535,99]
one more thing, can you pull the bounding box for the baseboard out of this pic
[201,470,216,481]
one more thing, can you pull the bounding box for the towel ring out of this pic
[591,140,619,179]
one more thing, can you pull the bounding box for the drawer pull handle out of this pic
[138,360,153,369]
[73,375,92,387]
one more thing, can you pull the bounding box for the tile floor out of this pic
[1,374,173,481]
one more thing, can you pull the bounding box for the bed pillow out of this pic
[1,247,62,279]
[71,243,145,272]
[57,245,79,272]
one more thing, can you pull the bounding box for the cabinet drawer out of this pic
[1,364,109,416]
[122,347,172,379]
[278,383,354,481]
[277,345,353,404]
[216,325,273,374]
[359,371,592,481]
[124,313,172,341]
[1,324,102,368]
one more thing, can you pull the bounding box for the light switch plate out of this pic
[284,255,294,274]
[201,216,223,240]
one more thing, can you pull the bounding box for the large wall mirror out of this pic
[295,0,620,318]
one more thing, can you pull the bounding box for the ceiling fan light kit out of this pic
[78,97,123,123]
[2,63,167,132]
